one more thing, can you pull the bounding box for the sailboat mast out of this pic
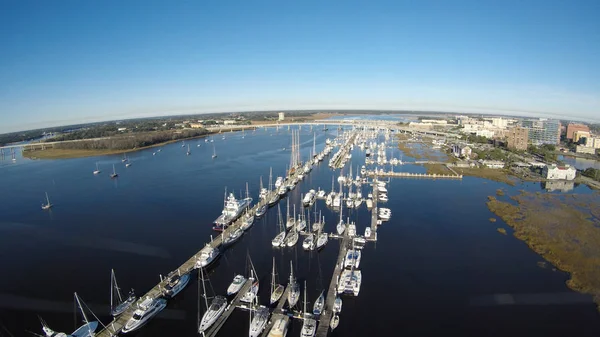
[74,293,91,329]
[246,182,249,200]
[271,257,276,295]
[45,192,50,205]
[303,280,307,317]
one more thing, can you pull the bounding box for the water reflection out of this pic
[541,180,576,192]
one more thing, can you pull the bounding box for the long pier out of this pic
[367,170,462,179]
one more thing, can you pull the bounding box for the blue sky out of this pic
[0,0,599,132]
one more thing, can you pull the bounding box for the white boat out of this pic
[301,281,317,337]
[214,189,252,230]
[110,269,136,316]
[240,212,255,231]
[256,204,267,218]
[332,194,341,208]
[285,199,295,229]
[336,205,345,235]
[110,164,118,178]
[332,296,342,313]
[223,228,244,247]
[240,278,259,303]
[270,257,285,304]
[186,144,191,156]
[212,143,217,158]
[336,269,362,296]
[378,186,388,193]
[198,296,227,333]
[285,230,299,247]
[41,293,99,337]
[93,162,101,175]
[353,236,367,245]
[316,189,326,199]
[164,271,190,298]
[41,192,52,210]
[259,176,269,201]
[227,274,246,295]
[125,161,132,168]
[302,189,316,206]
[366,199,373,209]
[344,249,362,269]
[378,193,388,202]
[267,317,289,337]
[275,176,284,189]
[249,306,270,337]
[295,215,307,232]
[378,208,391,221]
[122,297,167,333]
[347,223,356,237]
[288,261,300,307]
[365,227,372,238]
[330,315,340,331]
[316,232,328,250]
[272,204,286,247]
[195,245,220,269]
[313,290,325,315]
[302,233,315,250]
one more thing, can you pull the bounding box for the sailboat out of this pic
[330,315,340,331]
[199,266,228,333]
[40,293,99,337]
[267,167,280,207]
[270,257,284,304]
[302,210,315,250]
[41,192,52,210]
[300,280,317,337]
[313,290,325,315]
[271,204,286,247]
[93,162,101,175]
[212,143,217,159]
[241,256,259,303]
[287,261,300,307]
[110,164,118,178]
[110,269,136,316]
[249,305,270,337]
[336,203,346,235]
[187,144,191,156]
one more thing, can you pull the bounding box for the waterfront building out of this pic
[506,126,529,151]
[521,119,561,145]
[542,164,576,180]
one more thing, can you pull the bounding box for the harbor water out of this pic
[1,126,599,337]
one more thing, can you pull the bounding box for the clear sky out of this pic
[1,0,599,132]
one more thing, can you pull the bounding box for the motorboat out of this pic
[365,227,372,238]
[302,233,315,250]
[353,236,367,245]
[122,297,167,333]
[344,249,362,269]
[199,296,227,333]
[316,189,326,199]
[285,230,299,247]
[268,193,280,207]
[313,291,325,315]
[347,223,356,237]
[378,185,388,193]
[366,199,373,209]
[332,297,342,313]
[277,185,288,196]
[275,176,284,189]
[302,189,316,206]
[240,213,255,231]
[164,272,190,298]
[213,192,252,230]
[378,193,388,202]
[249,306,270,337]
[195,246,220,269]
[336,270,362,296]
[267,317,289,337]
[378,208,391,221]
[227,275,246,295]
[222,228,243,247]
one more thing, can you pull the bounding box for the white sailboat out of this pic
[313,290,324,316]
[270,257,285,304]
[198,266,228,333]
[110,164,118,178]
[41,192,52,210]
[300,280,317,337]
[40,293,99,337]
[271,204,286,247]
[110,269,136,316]
[249,306,270,337]
[93,162,101,175]
[316,216,328,250]
[187,144,191,156]
[336,202,346,235]
[212,143,217,159]
[287,260,300,308]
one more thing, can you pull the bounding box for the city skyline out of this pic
[1,0,599,133]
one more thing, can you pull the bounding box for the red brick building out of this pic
[566,123,590,140]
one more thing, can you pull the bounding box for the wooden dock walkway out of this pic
[315,236,348,337]
[367,170,462,179]
[204,280,252,337]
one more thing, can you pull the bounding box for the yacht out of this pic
[347,223,356,237]
[302,190,316,206]
[288,261,300,308]
[330,315,340,331]
[285,230,299,247]
[199,296,227,333]
[365,227,372,238]
[240,213,255,231]
[222,228,243,247]
[277,185,288,196]
[344,249,362,269]
[164,272,190,298]
[302,233,315,250]
[366,199,373,209]
[249,306,270,337]
[336,269,362,296]
[313,291,325,315]
[332,297,342,313]
[195,245,220,269]
[227,275,246,295]
[122,297,167,333]
[275,177,284,189]
[353,236,367,245]
[240,278,259,303]
[213,192,252,230]
[255,204,267,218]
[316,189,326,199]
[268,193,280,207]
[267,317,289,337]
[378,208,391,221]
[316,232,328,250]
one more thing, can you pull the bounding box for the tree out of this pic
[582,168,600,181]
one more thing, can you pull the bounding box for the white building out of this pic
[452,144,472,159]
[421,119,448,125]
[475,130,495,138]
[491,118,508,128]
[479,160,505,169]
[278,112,285,121]
[223,120,236,125]
[543,164,576,180]
[576,145,596,154]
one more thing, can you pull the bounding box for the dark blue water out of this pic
[1,127,599,337]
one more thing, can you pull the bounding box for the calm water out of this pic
[1,127,600,337]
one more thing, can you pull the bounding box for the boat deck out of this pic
[204,280,252,337]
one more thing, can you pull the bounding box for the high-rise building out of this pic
[521,119,561,145]
[506,126,529,150]
[278,112,285,121]
[566,123,590,140]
